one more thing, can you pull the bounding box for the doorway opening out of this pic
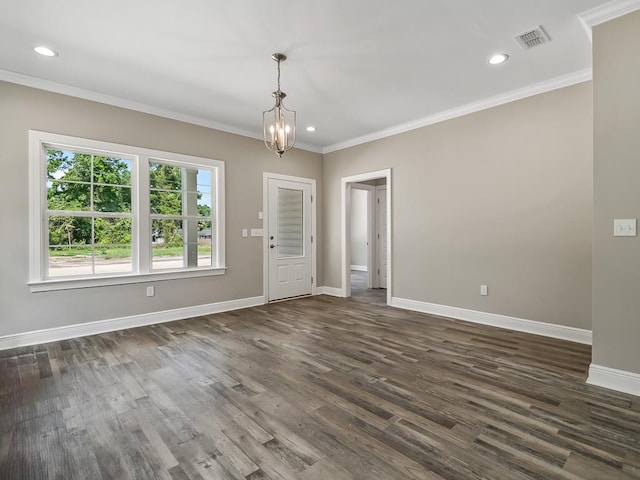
[341,169,391,305]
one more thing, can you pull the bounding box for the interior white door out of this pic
[268,179,312,301]
[377,186,388,289]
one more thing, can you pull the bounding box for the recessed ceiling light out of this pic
[488,53,509,65]
[306,126,317,132]
[34,46,58,57]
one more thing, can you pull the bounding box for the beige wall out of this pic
[592,11,640,374]
[324,82,593,330]
[0,81,323,337]
[0,76,599,338]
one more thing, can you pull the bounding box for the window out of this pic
[148,161,217,270]
[29,131,225,290]
[46,150,134,277]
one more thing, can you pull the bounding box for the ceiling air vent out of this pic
[514,26,551,50]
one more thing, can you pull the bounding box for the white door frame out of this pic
[341,168,392,305]
[263,172,317,302]
[375,184,388,289]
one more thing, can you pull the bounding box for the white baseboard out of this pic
[318,286,345,297]
[0,296,265,351]
[350,265,368,272]
[391,297,592,345]
[588,364,640,396]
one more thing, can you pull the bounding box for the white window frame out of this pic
[29,130,226,292]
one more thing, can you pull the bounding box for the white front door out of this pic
[377,186,388,289]
[267,178,313,301]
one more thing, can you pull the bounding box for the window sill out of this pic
[28,267,227,292]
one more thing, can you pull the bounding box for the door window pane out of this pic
[277,188,303,258]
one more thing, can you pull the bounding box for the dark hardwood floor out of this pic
[1,277,639,479]
[350,269,387,306]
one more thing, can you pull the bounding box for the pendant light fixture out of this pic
[263,53,296,157]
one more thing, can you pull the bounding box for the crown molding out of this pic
[579,0,640,28]
[322,68,592,154]
[1,64,597,157]
[0,69,322,154]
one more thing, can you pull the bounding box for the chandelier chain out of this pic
[277,57,281,93]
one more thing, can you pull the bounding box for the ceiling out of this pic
[0,0,616,153]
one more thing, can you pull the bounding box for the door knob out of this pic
[270,244,277,249]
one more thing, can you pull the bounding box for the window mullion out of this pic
[90,154,96,276]
[215,164,225,268]
[91,217,96,275]
[137,155,150,274]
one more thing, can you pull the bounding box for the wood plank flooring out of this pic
[1,279,639,479]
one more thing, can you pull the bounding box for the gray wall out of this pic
[592,11,640,374]
[0,81,323,337]
[350,187,368,268]
[323,82,593,330]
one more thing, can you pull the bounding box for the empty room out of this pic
[1,1,639,479]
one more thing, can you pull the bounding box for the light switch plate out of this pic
[242,229,248,238]
[251,228,264,237]
[614,219,636,237]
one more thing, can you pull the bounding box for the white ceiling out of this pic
[0,0,621,152]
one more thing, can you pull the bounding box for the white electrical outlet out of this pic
[614,219,636,237]
[146,286,155,297]
[480,284,488,296]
